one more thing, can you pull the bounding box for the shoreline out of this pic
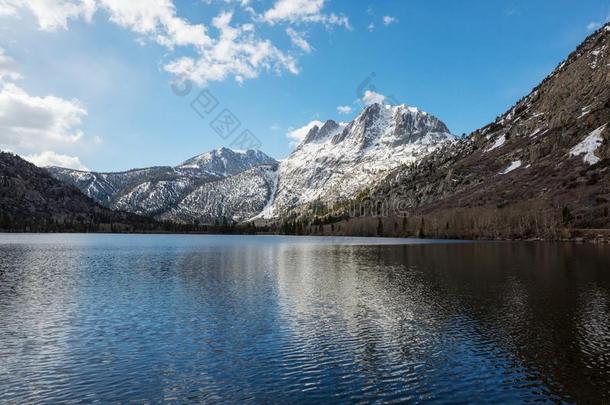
[0,229,609,243]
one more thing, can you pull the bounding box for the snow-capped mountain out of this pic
[49,166,188,207]
[48,105,454,223]
[311,24,610,240]
[259,103,455,218]
[47,148,277,222]
[159,164,278,223]
[177,148,276,177]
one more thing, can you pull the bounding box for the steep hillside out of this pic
[160,164,278,223]
[0,152,155,232]
[49,166,189,207]
[304,25,610,240]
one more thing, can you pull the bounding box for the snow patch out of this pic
[486,134,506,152]
[530,128,544,138]
[499,160,522,175]
[589,45,607,69]
[570,124,607,165]
[578,105,592,119]
[251,167,280,220]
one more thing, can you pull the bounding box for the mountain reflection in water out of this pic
[0,235,608,403]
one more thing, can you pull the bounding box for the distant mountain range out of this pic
[48,148,278,223]
[47,105,454,224]
[6,24,610,240]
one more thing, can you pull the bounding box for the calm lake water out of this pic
[1,234,609,404]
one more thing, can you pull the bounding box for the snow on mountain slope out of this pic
[160,164,278,223]
[112,178,196,217]
[49,166,191,206]
[47,106,454,223]
[260,103,455,218]
[177,148,276,176]
[47,148,277,222]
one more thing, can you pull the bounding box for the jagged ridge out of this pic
[260,103,455,218]
[48,148,278,223]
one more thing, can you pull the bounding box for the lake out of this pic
[0,234,609,403]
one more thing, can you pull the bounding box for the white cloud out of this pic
[361,90,386,105]
[0,2,18,16]
[286,27,312,53]
[367,22,375,32]
[0,47,21,82]
[3,1,302,85]
[382,15,397,26]
[0,82,86,150]
[1,0,96,31]
[586,10,610,31]
[1,0,208,45]
[2,0,352,85]
[337,105,352,114]
[164,11,299,85]
[98,0,211,48]
[23,150,88,170]
[287,119,323,147]
[587,21,601,31]
[263,0,349,28]
[504,7,518,17]
[0,49,91,167]
[264,0,322,22]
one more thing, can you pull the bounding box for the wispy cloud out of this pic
[586,8,610,31]
[337,105,352,114]
[23,150,88,170]
[286,28,312,53]
[587,21,601,31]
[0,47,21,81]
[286,120,323,147]
[382,15,398,26]
[367,13,397,32]
[504,7,519,17]
[361,90,386,106]
[263,0,350,28]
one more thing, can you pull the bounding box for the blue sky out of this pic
[0,0,608,172]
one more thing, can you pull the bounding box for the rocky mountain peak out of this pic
[259,100,455,218]
[391,104,452,144]
[178,148,277,176]
[331,102,453,149]
[301,120,343,146]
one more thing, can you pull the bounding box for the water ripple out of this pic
[0,235,609,403]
